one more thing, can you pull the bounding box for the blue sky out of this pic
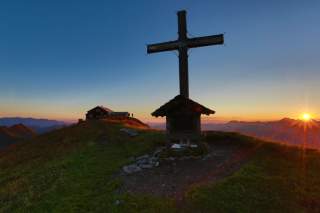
[1,0,320,121]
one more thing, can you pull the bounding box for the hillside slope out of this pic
[0,124,36,150]
[0,128,15,149]
[0,119,320,212]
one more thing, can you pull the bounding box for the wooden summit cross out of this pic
[147,10,224,98]
[148,10,224,145]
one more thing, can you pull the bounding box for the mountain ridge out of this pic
[202,118,320,149]
[0,117,69,133]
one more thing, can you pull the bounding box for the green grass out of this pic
[182,135,320,213]
[0,120,167,212]
[1,123,320,212]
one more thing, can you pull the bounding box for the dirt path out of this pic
[119,141,261,202]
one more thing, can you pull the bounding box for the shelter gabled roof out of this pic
[151,95,215,117]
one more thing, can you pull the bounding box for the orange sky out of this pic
[0,101,317,123]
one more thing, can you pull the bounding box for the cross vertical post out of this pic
[178,11,189,98]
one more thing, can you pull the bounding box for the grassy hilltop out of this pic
[0,119,320,212]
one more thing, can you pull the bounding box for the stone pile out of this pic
[122,145,205,174]
[122,147,164,174]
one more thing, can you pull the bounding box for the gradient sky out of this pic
[1,0,320,122]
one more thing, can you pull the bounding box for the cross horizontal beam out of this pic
[187,34,224,48]
[147,10,224,98]
[147,34,224,54]
[147,40,179,54]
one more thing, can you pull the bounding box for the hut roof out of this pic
[87,106,113,113]
[151,95,215,117]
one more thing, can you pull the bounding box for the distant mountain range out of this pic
[0,124,36,150]
[149,118,320,149]
[0,117,68,134]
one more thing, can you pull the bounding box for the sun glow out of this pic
[301,113,311,122]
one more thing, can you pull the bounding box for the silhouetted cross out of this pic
[147,10,224,98]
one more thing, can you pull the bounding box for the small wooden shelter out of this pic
[152,95,215,144]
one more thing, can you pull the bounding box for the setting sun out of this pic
[301,113,311,122]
